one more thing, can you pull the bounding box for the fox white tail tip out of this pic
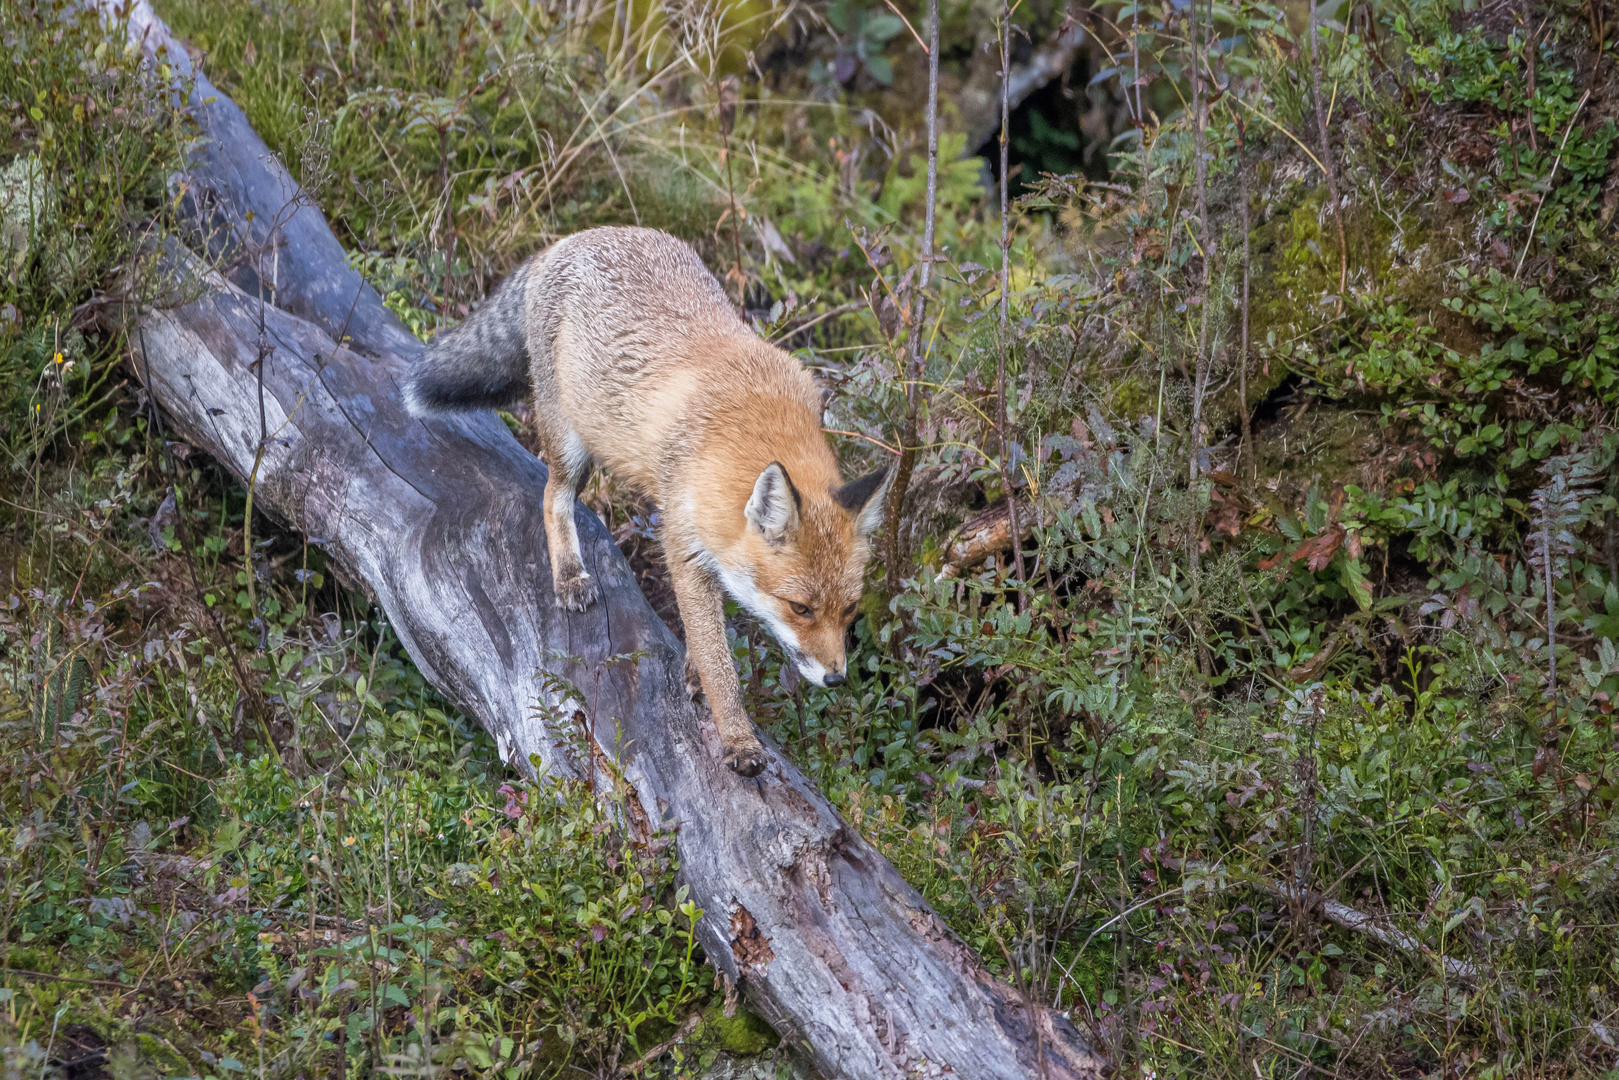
[401,379,431,419]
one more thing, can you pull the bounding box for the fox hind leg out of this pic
[540,426,597,612]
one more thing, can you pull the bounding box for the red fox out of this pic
[405,227,890,776]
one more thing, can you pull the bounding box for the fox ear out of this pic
[746,462,801,544]
[834,466,892,539]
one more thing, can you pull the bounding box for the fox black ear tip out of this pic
[834,465,890,512]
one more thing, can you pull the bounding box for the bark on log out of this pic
[107,3,1108,1077]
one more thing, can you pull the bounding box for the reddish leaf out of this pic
[1292,524,1346,572]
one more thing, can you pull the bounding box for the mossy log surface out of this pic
[107,3,1108,1077]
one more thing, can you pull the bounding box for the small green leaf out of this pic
[1340,558,1373,612]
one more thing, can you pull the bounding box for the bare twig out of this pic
[1164,857,1480,983]
[1307,0,1348,305]
[1,969,134,991]
[1238,570,1279,653]
[1237,120,1253,480]
[997,0,1026,600]
[1290,687,1324,936]
[881,0,929,55]
[1515,88,1592,279]
[1187,0,1214,671]
[717,75,745,305]
[1543,491,1557,705]
[771,300,863,342]
[880,0,941,595]
[823,428,902,456]
[617,1012,702,1077]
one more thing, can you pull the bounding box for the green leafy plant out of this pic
[815,0,907,87]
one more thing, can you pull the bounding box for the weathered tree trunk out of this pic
[108,3,1106,1076]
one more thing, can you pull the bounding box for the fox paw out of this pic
[684,654,704,701]
[724,741,769,778]
[554,572,597,612]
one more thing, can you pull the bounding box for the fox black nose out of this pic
[824,672,846,688]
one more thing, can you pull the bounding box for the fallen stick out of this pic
[1165,858,1480,983]
[939,498,1047,578]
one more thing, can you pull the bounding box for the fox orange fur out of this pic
[405,227,891,776]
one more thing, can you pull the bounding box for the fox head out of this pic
[725,461,892,688]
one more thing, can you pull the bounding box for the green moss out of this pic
[696,1004,781,1057]
[1109,368,1158,420]
[132,1033,193,1072]
[1232,156,1475,423]
[1254,192,1339,341]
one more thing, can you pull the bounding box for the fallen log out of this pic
[105,2,1107,1076]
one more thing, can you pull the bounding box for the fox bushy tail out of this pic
[403,258,534,414]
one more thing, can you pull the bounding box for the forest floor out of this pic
[1,0,1619,1076]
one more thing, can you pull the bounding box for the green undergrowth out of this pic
[3,0,1619,1076]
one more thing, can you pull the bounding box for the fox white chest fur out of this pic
[405,226,889,776]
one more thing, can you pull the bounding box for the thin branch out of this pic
[771,300,864,342]
[1307,0,1348,305]
[1187,0,1212,671]
[1515,88,1592,279]
[880,0,930,54]
[997,1,1026,599]
[1238,118,1254,481]
[880,0,941,595]
[824,428,901,456]
[717,75,745,304]
[617,1012,702,1077]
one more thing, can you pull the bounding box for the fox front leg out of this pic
[669,558,768,777]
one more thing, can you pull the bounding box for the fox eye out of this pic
[788,601,812,618]
[843,602,857,618]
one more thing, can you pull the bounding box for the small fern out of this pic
[31,640,90,742]
[1527,450,1605,703]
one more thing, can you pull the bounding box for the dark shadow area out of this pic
[981,61,1112,197]
[1248,371,1307,431]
